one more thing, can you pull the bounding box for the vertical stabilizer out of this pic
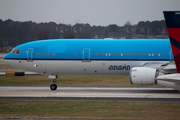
[163,11,180,73]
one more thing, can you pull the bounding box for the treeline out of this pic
[0,19,167,47]
[136,20,167,35]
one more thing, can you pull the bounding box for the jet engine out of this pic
[130,67,159,85]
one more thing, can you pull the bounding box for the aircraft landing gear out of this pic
[49,75,58,90]
[50,83,57,90]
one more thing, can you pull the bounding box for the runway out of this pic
[0,86,180,102]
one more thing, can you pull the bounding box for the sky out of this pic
[0,0,180,26]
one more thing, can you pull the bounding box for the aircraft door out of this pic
[83,48,90,61]
[27,48,33,61]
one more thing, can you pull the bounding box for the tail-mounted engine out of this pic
[130,67,159,85]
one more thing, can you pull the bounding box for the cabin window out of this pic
[39,53,40,56]
[121,53,123,56]
[136,53,138,56]
[97,53,98,56]
[139,53,141,56]
[112,53,114,56]
[36,53,38,56]
[109,53,111,56]
[146,53,148,56]
[100,53,101,56]
[161,53,163,56]
[12,49,20,55]
[158,53,160,56]
[118,53,120,56]
[115,53,117,56]
[155,53,157,56]
[149,54,151,56]
[124,53,126,56]
[93,53,95,56]
[50,53,52,56]
[42,53,43,56]
[165,53,166,56]
[130,53,132,56]
[106,53,108,56]
[143,53,144,56]
[103,53,104,56]
[152,54,154,56]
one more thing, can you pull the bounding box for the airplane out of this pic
[3,11,180,91]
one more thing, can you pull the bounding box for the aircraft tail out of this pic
[163,11,180,73]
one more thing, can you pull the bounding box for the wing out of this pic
[157,74,180,82]
[156,74,180,91]
[143,61,177,74]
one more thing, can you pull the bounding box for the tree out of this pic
[64,32,75,39]
[37,29,50,40]
[108,24,119,32]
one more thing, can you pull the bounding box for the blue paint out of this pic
[4,39,174,61]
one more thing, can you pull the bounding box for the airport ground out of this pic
[0,100,180,120]
[1,53,180,120]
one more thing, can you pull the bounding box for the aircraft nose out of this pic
[3,53,11,65]
[4,53,10,60]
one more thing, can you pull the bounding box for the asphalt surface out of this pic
[1,97,180,102]
[0,86,179,102]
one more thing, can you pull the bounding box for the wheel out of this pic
[50,84,57,90]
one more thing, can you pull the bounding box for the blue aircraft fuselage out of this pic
[4,39,173,61]
[4,39,173,76]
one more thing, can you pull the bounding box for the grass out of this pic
[0,65,16,69]
[0,75,162,87]
[0,101,180,120]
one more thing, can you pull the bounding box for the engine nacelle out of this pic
[130,67,158,85]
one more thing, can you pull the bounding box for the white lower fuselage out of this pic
[5,60,168,76]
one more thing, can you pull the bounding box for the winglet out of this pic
[163,11,180,73]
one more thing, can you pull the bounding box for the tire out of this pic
[50,84,57,90]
